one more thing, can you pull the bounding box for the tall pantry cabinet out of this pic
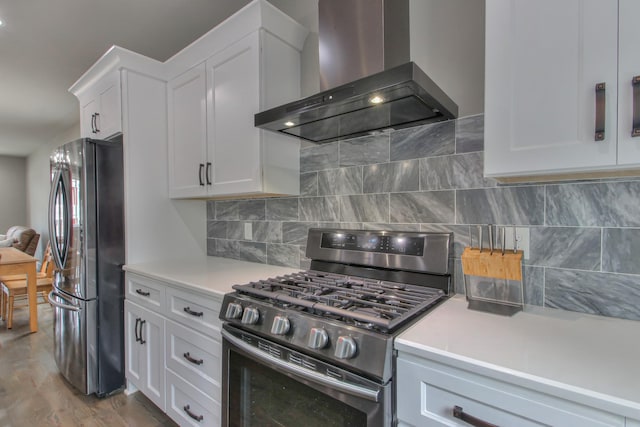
[166,0,308,198]
[484,0,640,180]
[69,47,205,264]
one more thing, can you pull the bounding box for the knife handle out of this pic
[488,224,494,255]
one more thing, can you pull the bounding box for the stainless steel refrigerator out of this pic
[48,137,125,396]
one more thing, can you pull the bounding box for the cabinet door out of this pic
[80,98,98,138]
[125,300,144,389]
[124,300,166,411]
[617,0,640,165]
[206,32,262,195]
[485,0,619,178]
[168,64,208,198]
[96,77,122,139]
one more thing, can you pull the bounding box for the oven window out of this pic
[229,351,367,427]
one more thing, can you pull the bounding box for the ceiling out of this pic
[0,0,254,157]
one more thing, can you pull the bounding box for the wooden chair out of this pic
[0,243,54,329]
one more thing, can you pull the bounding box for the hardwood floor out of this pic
[0,302,177,427]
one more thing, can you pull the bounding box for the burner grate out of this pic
[232,270,444,332]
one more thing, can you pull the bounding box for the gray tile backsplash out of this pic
[206,114,640,322]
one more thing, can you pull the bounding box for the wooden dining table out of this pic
[0,247,38,332]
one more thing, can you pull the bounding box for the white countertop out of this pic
[124,256,299,299]
[396,296,640,419]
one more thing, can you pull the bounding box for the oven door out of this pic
[221,324,391,427]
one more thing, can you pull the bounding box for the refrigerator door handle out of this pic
[48,291,81,312]
[48,166,72,270]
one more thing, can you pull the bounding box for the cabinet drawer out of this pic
[165,286,221,338]
[396,355,624,427]
[165,319,221,401]
[126,273,165,311]
[166,370,220,427]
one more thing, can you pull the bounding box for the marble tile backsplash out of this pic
[207,114,640,322]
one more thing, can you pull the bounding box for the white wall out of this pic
[26,123,80,259]
[410,0,485,116]
[268,0,320,97]
[0,156,27,232]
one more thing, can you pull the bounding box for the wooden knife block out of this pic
[461,247,524,316]
[461,247,523,281]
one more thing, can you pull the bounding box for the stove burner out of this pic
[232,269,445,332]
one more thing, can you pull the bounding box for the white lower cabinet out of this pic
[125,272,223,426]
[396,353,625,427]
[628,419,640,427]
[125,300,165,411]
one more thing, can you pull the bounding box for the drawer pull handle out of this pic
[184,306,204,317]
[633,76,640,137]
[135,289,150,297]
[183,404,204,422]
[453,405,499,427]
[594,82,606,141]
[183,352,204,365]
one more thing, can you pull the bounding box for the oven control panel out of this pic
[320,231,425,256]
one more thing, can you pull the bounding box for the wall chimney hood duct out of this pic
[255,0,458,144]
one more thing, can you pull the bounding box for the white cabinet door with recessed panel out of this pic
[206,32,262,195]
[617,0,640,165]
[79,71,121,139]
[485,0,619,179]
[167,64,208,198]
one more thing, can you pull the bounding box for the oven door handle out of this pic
[222,329,380,402]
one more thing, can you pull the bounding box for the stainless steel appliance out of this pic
[254,0,458,144]
[220,228,451,426]
[48,137,125,396]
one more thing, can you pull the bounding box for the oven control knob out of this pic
[225,303,243,319]
[334,336,357,359]
[271,315,291,335]
[307,328,329,349]
[241,307,260,325]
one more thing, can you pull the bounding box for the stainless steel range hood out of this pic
[255,0,458,144]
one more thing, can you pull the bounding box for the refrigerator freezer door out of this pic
[49,290,98,395]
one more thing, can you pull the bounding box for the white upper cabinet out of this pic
[206,32,261,195]
[168,64,208,198]
[485,0,640,180]
[79,71,122,139]
[617,0,640,165]
[166,0,308,198]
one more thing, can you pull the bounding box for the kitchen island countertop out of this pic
[123,256,299,299]
[396,295,640,420]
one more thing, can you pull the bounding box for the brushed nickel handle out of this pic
[453,406,499,427]
[595,82,606,141]
[632,76,640,137]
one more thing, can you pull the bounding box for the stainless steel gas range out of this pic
[219,228,451,427]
